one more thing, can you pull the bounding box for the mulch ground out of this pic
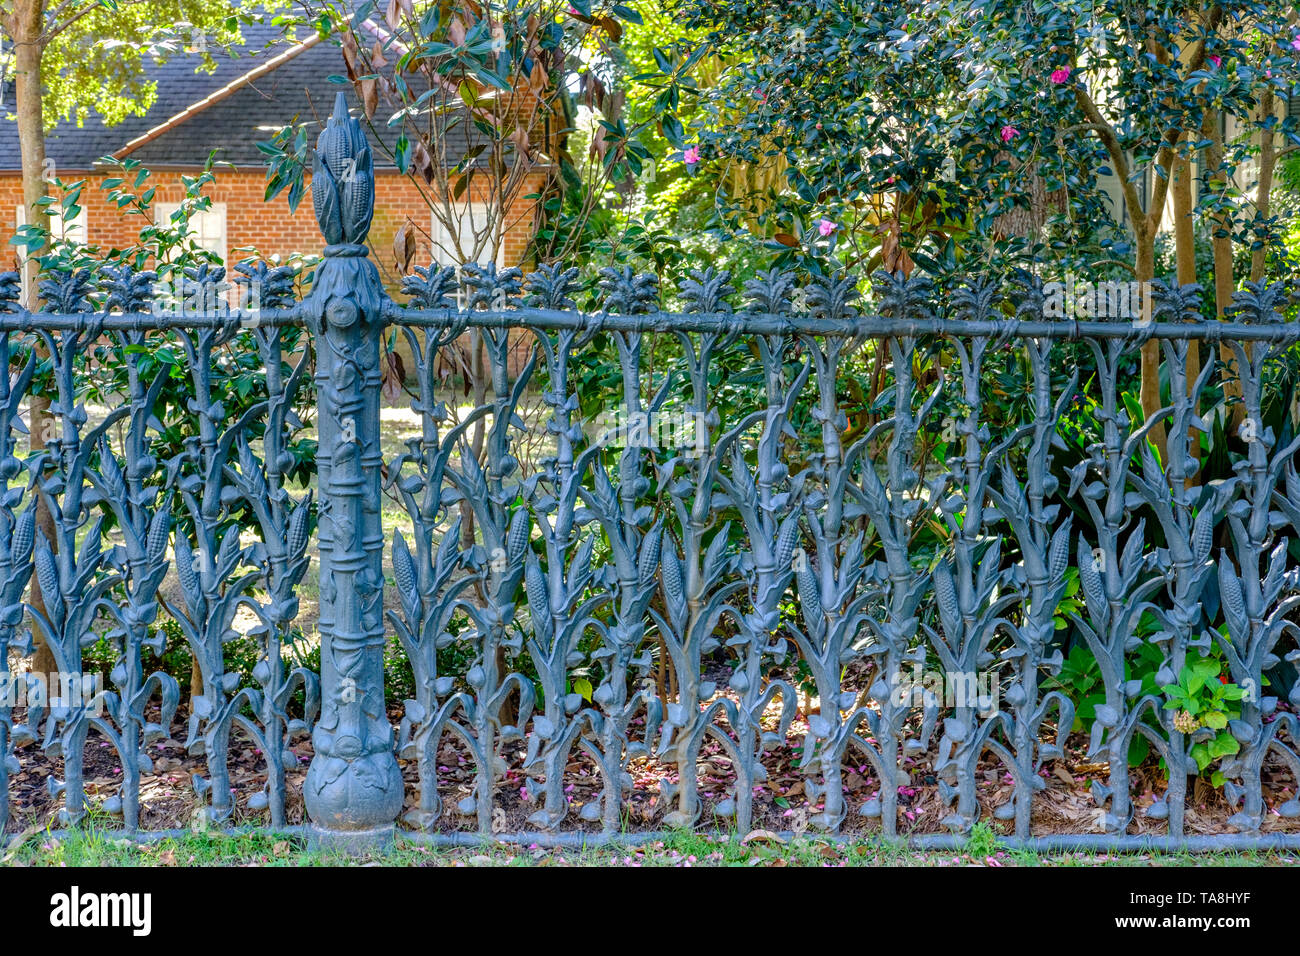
[4,699,1297,839]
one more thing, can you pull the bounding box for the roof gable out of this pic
[0,19,434,173]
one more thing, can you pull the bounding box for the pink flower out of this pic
[817,218,836,237]
[1049,67,1071,84]
[1001,125,1019,143]
[683,146,700,165]
[1208,55,1221,68]
[1292,35,1300,51]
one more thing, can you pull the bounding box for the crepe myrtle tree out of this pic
[279,0,653,269]
[265,0,658,288]
[265,1,662,539]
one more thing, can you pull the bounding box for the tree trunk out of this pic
[1171,143,1201,478]
[1250,91,1276,284]
[1206,110,1242,425]
[1136,223,1166,457]
[12,0,59,680]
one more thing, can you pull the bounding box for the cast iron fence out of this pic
[1,94,1299,849]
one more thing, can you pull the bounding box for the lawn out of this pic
[5,824,1296,868]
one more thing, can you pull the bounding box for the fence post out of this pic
[303,93,402,849]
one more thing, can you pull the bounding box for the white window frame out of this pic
[15,202,88,300]
[429,203,505,269]
[16,201,87,244]
[156,201,228,263]
[429,203,507,308]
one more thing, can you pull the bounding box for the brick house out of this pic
[0,19,546,294]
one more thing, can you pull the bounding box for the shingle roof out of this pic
[0,18,469,172]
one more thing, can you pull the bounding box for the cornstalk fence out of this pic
[1,94,1299,850]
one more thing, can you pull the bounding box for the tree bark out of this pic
[11,0,58,680]
[1135,224,1166,456]
[1250,90,1276,284]
[1206,109,1243,425]
[1171,139,1201,478]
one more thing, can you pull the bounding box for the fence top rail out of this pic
[0,307,307,333]
[8,303,1300,343]
[386,304,1300,343]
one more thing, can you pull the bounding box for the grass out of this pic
[4,824,1297,867]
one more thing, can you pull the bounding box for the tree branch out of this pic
[1073,84,1145,235]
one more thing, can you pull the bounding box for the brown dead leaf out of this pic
[1053,763,1076,786]
[596,16,623,41]
[1073,762,1109,775]
[393,220,417,274]
[879,219,916,277]
[273,841,290,858]
[341,32,360,82]
[412,141,434,184]
[508,128,532,160]
[158,848,176,866]
[384,0,406,30]
[528,58,547,91]
[358,76,379,120]
[741,829,786,846]
[589,122,610,162]
[382,348,406,403]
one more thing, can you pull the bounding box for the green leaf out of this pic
[1190,742,1211,772]
[1201,710,1228,730]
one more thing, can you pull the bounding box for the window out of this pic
[156,201,227,263]
[16,202,87,244]
[429,203,505,269]
[429,204,506,308]
[15,202,88,301]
